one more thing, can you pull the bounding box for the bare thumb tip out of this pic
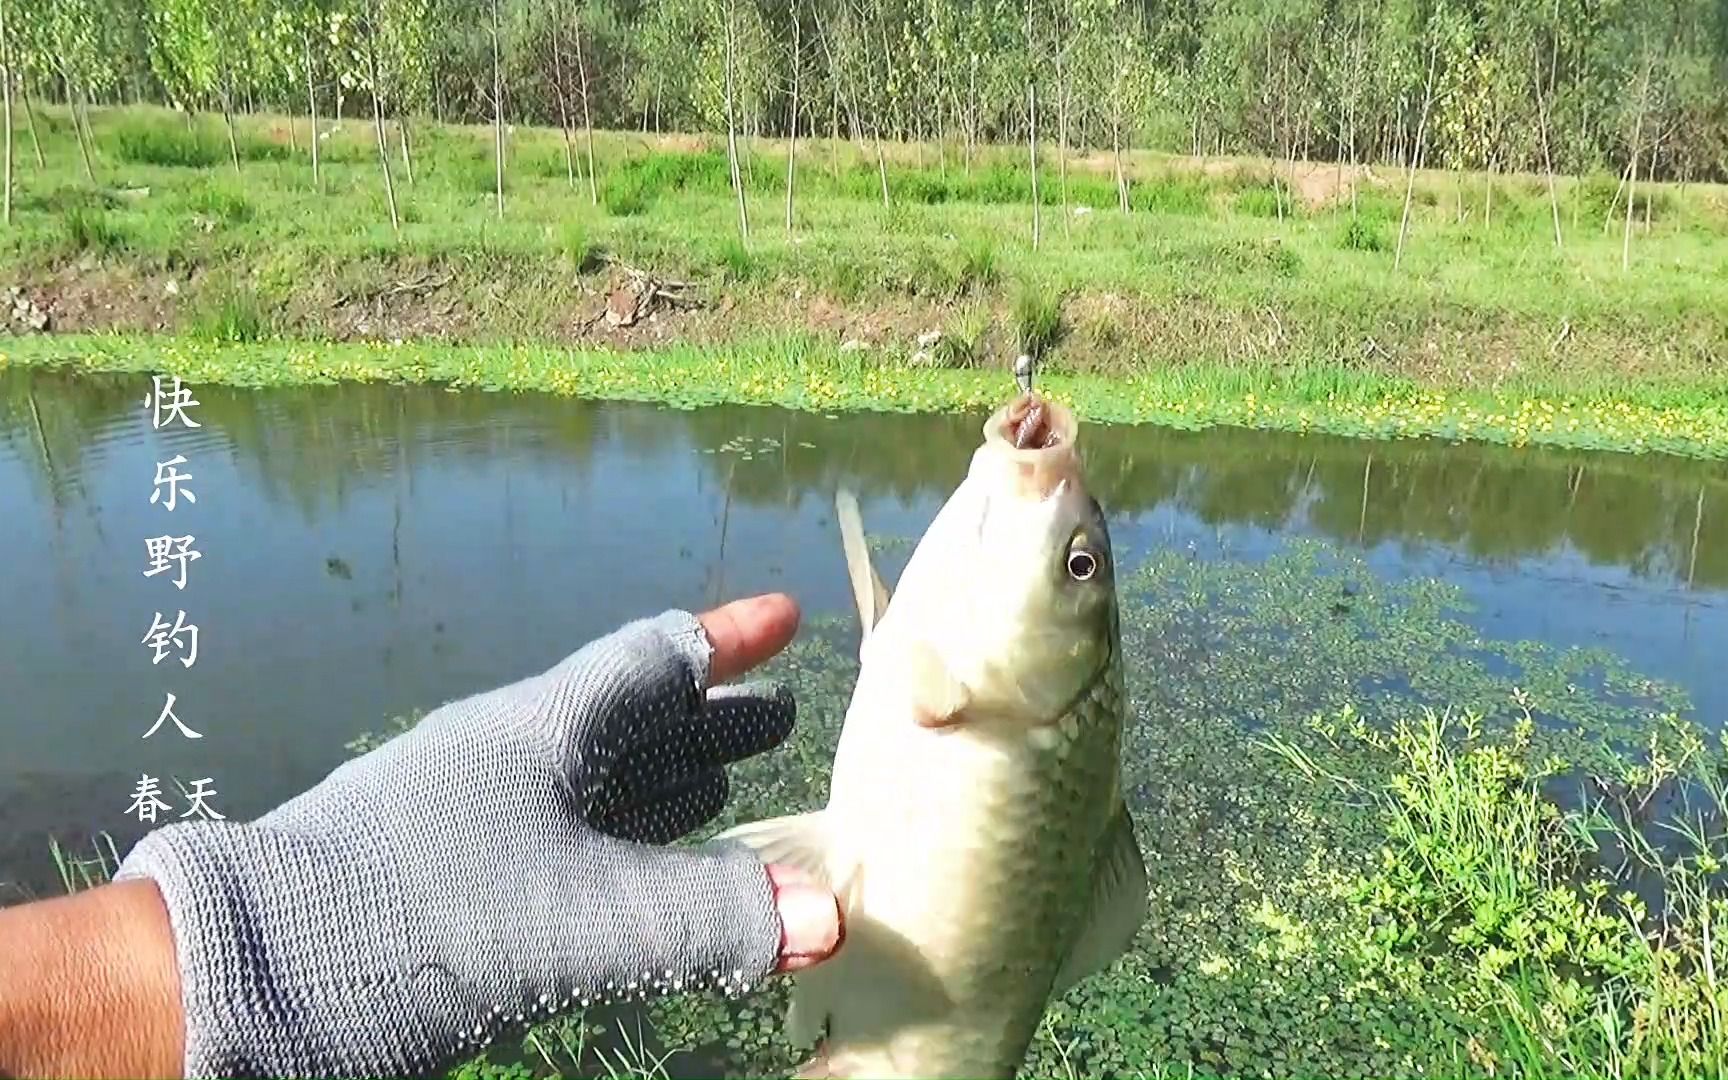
[767,863,843,974]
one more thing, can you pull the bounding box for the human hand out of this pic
[111,594,839,1079]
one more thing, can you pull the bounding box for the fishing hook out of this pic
[1013,353,1035,397]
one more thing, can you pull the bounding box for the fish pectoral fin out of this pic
[835,487,892,649]
[1050,800,1150,996]
[897,636,972,729]
[712,810,834,887]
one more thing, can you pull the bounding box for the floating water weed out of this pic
[4,336,1724,460]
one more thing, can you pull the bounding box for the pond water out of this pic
[1,363,1723,904]
[3,359,1728,1071]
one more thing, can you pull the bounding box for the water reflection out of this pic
[7,367,1721,588]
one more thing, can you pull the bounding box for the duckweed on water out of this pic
[228,538,1728,1079]
[3,335,1725,459]
[626,540,1720,1080]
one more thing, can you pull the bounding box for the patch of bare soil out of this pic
[9,251,1681,389]
[5,262,183,335]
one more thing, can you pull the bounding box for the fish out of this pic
[717,391,1148,1080]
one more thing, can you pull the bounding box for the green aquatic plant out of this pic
[633,539,1714,1080]
[8,335,1724,459]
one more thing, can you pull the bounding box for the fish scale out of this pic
[720,394,1148,1080]
[820,655,1126,1078]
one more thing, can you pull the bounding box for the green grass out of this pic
[107,117,227,168]
[1013,282,1066,360]
[0,104,1723,401]
[59,204,128,255]
[187,281,272,344]
[1346,709,1728,1079]
[4,332,1725,458]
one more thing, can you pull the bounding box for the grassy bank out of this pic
[2,105,1726,398]
[5,332,1727,459]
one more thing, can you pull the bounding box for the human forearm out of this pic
[0,879,183,1079]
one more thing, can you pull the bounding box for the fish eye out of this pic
[1067,550,1099,581]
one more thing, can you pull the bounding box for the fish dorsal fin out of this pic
[1050,800,1150,996]
[834,487,891,645]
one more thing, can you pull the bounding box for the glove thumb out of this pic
[576,836,837,999]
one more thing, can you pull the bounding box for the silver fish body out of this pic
[720,394,1147,1080]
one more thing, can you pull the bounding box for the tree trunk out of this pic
[829,84,840,179]
[1056,38,1069,238]
[1641,130,1660,234]
[20,74,41,168]
[0,0,11,226]
[70,80,96,182]
[966,58,976,176]
[1027,81,1040,250]
[873,121,889,207]
[1643,161,1653,233]
[368,42,400,235]
[1622,63,1650,273]
[1113,91,1129,213]
[490,0,505,219]
[1534,63,1561,248]
[1348,15,1361,217]
[303,30,321,191]
[573,4,597,205]
[220,67,241,176]
[398,118,414,184]
[1394,45,1438,272]
[785,3,800,234]
[744,108,758,191]
[1025,0,1039,250]
[551,10,576,188]
[1485,159,1495,229]
[723,0,749,241]
[1603,161,1629,235]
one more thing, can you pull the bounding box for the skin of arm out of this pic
[0,878,183,1079]
[0,593,832,1080]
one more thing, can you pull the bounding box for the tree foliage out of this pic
[19,0,1728,181]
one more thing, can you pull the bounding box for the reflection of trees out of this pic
[0,367,142,509]
[5,367,1725,587]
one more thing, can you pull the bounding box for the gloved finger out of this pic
[531,610,715,795]
[696,682,798,764]
[587,682,794,819]
[595,770,728,845]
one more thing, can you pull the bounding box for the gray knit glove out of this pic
[115,609,796,1079]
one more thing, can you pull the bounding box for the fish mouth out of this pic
[978,393,1084,501]
[985,392,1078,457]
